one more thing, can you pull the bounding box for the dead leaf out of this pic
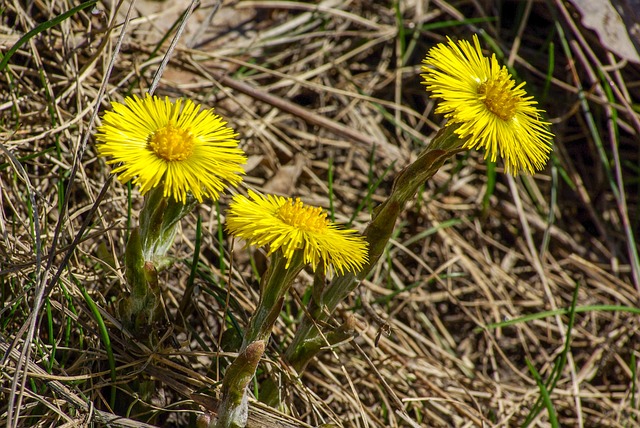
[569,0,640,63]
[262,153,308,195]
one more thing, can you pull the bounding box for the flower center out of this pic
[477,74,518,121]
[277,198,328,233]
[149,123,195,161]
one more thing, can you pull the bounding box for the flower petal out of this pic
[96,94,247,203]
[421,35,553,175]
[226,190,368,274]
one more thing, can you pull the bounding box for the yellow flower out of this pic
[96,94,246,203]
[226,190,368,275]
[421,35,553,175]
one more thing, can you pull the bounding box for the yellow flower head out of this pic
[96,94,247,203]
[226,190,368,275]
[421,35,553,175]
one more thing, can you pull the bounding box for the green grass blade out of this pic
[80,284,116,410]
[189,214,203,287]
[481,160,496,215]
[525,358,559,428]
[0,0,97,72]
[393,0,406,57]
[347,155,394,226]
[477,304,640,332]
[179,215,203,314]
[523,282,580,426]
[547,281,580,391]
[597,68,640,289]
[542,42,555,101]
[540,163,559,257]
[632,352,638,423]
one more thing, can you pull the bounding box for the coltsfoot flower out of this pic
[421,34,553,175]
[96,94,246,203]
[226,190,368,275]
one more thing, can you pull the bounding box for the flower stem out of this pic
[214,252,304,427]
[214,341,265,428]
[276,126,467,390]
[119,186,195,339]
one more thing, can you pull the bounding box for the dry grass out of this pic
[2,0,640,427]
